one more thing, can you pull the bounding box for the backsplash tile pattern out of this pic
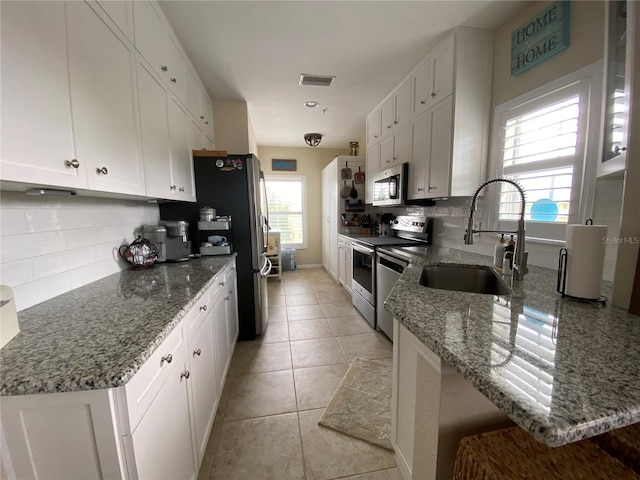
[391,177,624,282]
[0,192,159,311]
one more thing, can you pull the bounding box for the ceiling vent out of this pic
[299,74,335,87]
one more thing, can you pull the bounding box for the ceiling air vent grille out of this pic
[299,74,335,87]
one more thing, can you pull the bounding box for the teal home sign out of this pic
[511,1,570,76]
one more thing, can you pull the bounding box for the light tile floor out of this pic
[198,267,402,480]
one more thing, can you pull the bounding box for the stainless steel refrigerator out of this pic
[159,154,270,340]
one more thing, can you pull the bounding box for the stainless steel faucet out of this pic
[464,178,528,281]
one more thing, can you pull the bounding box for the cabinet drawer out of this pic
[124,322,187,429]
[185,287,212,340]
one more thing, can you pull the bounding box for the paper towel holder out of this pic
[557,248,607,305]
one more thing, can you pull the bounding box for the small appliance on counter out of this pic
[142,224,167,263]
[118,236,158,269]
[161,220,192,262]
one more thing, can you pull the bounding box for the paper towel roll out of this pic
[564,224,607,300]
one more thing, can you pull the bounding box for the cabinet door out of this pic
[425,96,453,198]
[412,59,431,118]
[380,136,395,170]
[408,112,429,199]
[96,0,133,41]
[186,69,202,120]
[137,59,173,199]
[213,291,230,392]
[365,145,380,204]
[189,311,218,464]
[366,108,382,145]
[393,124,412,166]
[132,0,164,77]
[191,118,205,151]
[164,31,187,103]
[129,351,196,480]
[67,1,145,196]
[345,241,353,293]
[225,265,239,350]
[338,239,346,286]
[0,1,84,189]
[380,96,395,139]
[200,89,214,137]
[428,35,454,109]
[168,97,195,201]
[394,77,412,130]
[204,135,215,151]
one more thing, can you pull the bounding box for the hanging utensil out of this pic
[350,181,358,199]
[354,166,365,184]
[341,161,352,180]
[341,180,351,198]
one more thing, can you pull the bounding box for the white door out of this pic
[0,1,84,188]
[132,0,165,77]
[428,35,455,109]
[129,351,196,480]
[380,96,395,139]
[67,1,145,196]
[380,136,395,170]
[426,96,454,198]
[188,312,218,463]
[408,111,429,199]
[225,266,239,349]
[213,291,230,392]
[164,32,187,103]
[394,77,412,130]
[412,58,432,118]
[137,59,172,199]
[393,124,412,167]
[365,145,380,204]
[366,108,382,145]
[168,97,195,201]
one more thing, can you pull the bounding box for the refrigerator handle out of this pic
[260,171,270,232]
[259,255,272,276]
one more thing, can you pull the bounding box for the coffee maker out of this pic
[160,221,191,261]
[142,224,167,263]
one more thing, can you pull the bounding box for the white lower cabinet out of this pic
[126,349,196,480]
[0,261,238,480]
[337,236,353,294]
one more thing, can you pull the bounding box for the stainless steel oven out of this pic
[351,215,433,331]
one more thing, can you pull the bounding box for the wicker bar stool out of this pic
[453,426,640,480]
[592,423,640,474]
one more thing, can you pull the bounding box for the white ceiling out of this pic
[159,1,528,150]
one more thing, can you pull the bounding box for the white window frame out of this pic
[487,62,603,243]
[265,175,308,249]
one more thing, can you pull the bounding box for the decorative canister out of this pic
[349,141,359,156]
[200,206,216,222]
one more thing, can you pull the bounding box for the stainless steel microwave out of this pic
[372,163,408,206]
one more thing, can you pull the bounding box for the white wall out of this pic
[0,192,159,311]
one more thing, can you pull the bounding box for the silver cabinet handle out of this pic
[387,125,392,129]
[170,185,177,190]
[161,353,173,364]
[428,186,436,191]
[374,134,378,138]
[417,187,425,192]
[161,65,168,72]
[431,92,436,98]
[193,349,202,356]
[229,290,233,295]
[200,304,207,311]
[614,146,628,154]
[205,121,209,125]
[179,187,185,192]
[96,167,108,175]
[200,116,205,120]
[64,159,80,169]
[394,120,398,125]
[420,100,426,105]
[219,281,225,287]
[171,77,177,83]
[225,296,230,301]
[180,371,190,380]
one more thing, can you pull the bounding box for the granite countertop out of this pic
[380,245,640,447]
[0,255,236,397]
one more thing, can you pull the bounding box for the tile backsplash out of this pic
[0,192,159,311]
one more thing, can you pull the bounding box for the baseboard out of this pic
[294,264,323,269]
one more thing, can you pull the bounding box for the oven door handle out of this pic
[352,243,375,255]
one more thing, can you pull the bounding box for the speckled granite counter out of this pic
[380,245,640,448]
[0,255,236,397]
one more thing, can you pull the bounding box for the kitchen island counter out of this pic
[380,245,640,447]
[0,255,236,397]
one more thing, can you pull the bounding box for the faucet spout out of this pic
[464,178,528,280]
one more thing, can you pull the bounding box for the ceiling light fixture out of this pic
[304,101,319,108]
[304,133,322,147]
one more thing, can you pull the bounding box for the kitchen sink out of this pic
[418,264,511,296]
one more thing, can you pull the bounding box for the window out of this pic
[489,63,603,242]
[265,176,307,249]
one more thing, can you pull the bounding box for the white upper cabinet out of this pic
[366,108,382,145]
[164,31,188,104]
[132,0,164,75]
[168,97,196,201]
[96,0,134,41]
[409,28,492,200]
[365,145,380,204]
[380,95,395,140]
[67,1,145,196]
[0,1,85,189]
[394,77,412,130]
[412,35,454,118]
[137,58,173,199]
